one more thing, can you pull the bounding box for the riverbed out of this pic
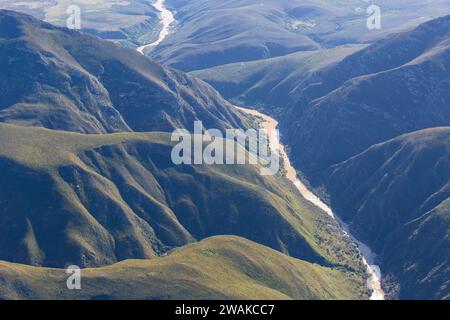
[236,106,385,300]
[134,0,385,301]
[137,0,175,54]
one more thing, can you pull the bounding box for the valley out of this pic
[136,3,385,299]
[0,0,448,301]
[137,0,175,54]
[235,106,385,300]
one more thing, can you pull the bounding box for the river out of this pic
[137,0,175,54]
[135,0,385,301]
[235,106,385,300]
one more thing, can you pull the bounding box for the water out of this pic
[132,1,385,299]
[236,106,385,300]
[137,0,175,54]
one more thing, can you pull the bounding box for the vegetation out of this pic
[0,236,368,300]
[284,15,450,176]
[0,10,249,134]
[1,5,448,301]
[279,16,450,300]
[191,45,364,112]
[0,123,365,277]
[325,128,450,299]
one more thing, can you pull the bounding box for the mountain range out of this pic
[0,2,449,301]
[0,9,369,300]
[280,15,450,299]
[0,10,247,134]
[326,128,449,299]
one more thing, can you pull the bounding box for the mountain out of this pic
[1,5,448,301]
[284,15,450,178]
[149,0,320,72]
[149,0,450,72]
[0,123,365,274]
[325,128,450,300]
[277,16,450,300]
[3,0,450,61]
[191,45,364,113]
[0,236,368,300]
[0,10,248,134]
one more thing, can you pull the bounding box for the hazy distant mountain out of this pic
[0,0,163,47]
[0,9,371,300]
[151,0,320,71]
[1,3,449,301]
[0,10,247,134]
[150,0,450,71]
[284,15,450,177]
[0,236,368,300]
[325,128,450,300]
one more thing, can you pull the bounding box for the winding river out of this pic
[136,0,384,300]
[236,106,385,300]
[137,0,175,54]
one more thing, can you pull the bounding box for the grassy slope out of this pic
[3,0,450,52]
[0,123,365,275]
[0,236,368,300]
[325,128,450,299]
[191,45,364,112]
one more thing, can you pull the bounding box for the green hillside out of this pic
[0,123,365,274]
[0,10,248,134]
[325,128,450,299]
[150,0,450,71]
[0,236,368,300]
[284,15,450,177]
[191,45,364,112]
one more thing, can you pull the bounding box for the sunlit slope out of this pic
[0,236,368,300]
[0,123,365,273]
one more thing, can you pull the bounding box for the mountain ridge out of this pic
[324,127,450,299]
[283,14,450,177]
[0,9,249,134]
[0,236,369,300]
[0,122,365,274]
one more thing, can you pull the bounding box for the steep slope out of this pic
[325,128,450,300]
[284,15,450,177]
[0,123,364,273]
[0,236,368,300]
[0,10,248,134]
[191,45,364,112]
